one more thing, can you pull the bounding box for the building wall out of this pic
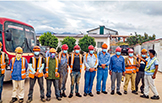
[88,28,117,35]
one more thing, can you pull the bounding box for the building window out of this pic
[97,42,103,48]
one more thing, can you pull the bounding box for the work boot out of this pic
[96,91,100,94]
[76,93,82,97]
[111,90,114,95]
[46,97,51,101]
[89,93,93,97]
[102,91,108,94]
[26,97,32,103]
[132,90,138,95]
[83,93,87,96]
[61,92,67,97]
[68,93,73,98]
[56,97,61,101]
[124,91,127,94]
[19,98,24,103]
[41,98,46,102]
[141,91,144,94]
[10,97,17,103]
[151,95,160,100]
[140,94,149,99]
[117,91,122,95]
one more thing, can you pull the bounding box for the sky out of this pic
[0,0,162,38]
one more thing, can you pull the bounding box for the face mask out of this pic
[34,52,39,55]
[90,50,94,54]
[50,53,55,58]
[63,50,67,53]
[102,49,107,52]
[142,55,146,58]
[16,54,22,61]
[75,50,80,53]
[116,52,121,55]
[129,53,133,57]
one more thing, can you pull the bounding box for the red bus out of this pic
[0,17,36,81]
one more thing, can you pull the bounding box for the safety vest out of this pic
[29,57,43,78]
[1,52,6,74]
[11,57,26,79]
[84,53,97,71]
[58,51,69,64]
[125,57,137,74]
[45,57,58,77]
[145,57,157,73]
[70,53,83,73]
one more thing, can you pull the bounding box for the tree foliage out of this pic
[78,35,96,52]
[126,32,156,46]
[61,36,76,52]
[39,32,58,48]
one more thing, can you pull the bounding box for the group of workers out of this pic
[0,41,160,103]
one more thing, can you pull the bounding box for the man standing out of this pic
[26,46,45,103]
[140,49,160,100]
[96,43,110,94]
[84,45,98,97]
[0,42,9,103]
[123,49,139,95]
[109,47,125,95]
[44,48,61,101]
[68,45,82,98]
[135,49,148,93]
[58,44,69,97]
[10,47,28,103]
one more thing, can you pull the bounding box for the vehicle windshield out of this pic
[120,45,129,48]
[4,21,36,53]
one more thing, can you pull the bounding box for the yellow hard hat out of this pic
[49,48,56,53]
[0,42,2,47]
[15,47,23,53]
[141,49,147,53]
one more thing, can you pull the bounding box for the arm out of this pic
[28,63,36,74]
[9,59,12,70]
[39,63,44,73]
[25,59,28,71]
[109,57,112,71]
[122,57,125,72]
[84,55,90,71]
[105,54,110,66]
[152,65,158,79]
[97,52,101,66]
[5,53,9,67]
[137,55,147,62]
[94,57,98,69]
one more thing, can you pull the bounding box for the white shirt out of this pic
[129,58,134,64]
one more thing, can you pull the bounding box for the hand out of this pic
[55,72,59,77]
[122,72,125,76]
[44,74,47,78]
[109,70,112,75]
[89,68,93,72]
[35,72,39,77]
[152,75,156,79]
[101,64,106,69]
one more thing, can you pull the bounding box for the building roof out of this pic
[142,38,162,44]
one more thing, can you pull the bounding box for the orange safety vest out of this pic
[70,53,83,73]
[58,51,69,64]
[125,57,137,74]
[84,53,97,71]
[45,57,58,77]
[11,57,26,79]
[29,57,43,78]
[1,52,6,74]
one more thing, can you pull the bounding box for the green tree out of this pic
[61,36,76,52]
[78,35,96,52]
[39,32,58,48]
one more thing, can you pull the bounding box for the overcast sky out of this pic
[0,0,162,38]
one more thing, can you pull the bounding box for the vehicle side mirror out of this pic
[5,30,12,41]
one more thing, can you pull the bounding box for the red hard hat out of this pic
[128,48,134,53]
[74,45,80,49]
[62,44,68,50]
[116,47,121,52]
[88,45,94,50]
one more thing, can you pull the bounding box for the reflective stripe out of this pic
[145,57,157,72]
[22,73,26,76]
[125,69,136,71]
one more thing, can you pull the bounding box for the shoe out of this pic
[76,93,82,97]
[117,91,122,95]
[61,92,67,97]
[132,90,138,95]
[68,93,73,98]
[83,93,87,96]
[96,91,100,94]
[140,94,149,99]
[60,93,62,98]
[56,97,61,101]
[124,91,127,94]
[151,95,160,100]
[46,97,51,101]
[111,90,114,95]
[141,91,144,94]
[19,98,23,103]
[10,97,17,103]
[26,97,32,103]
[0,100,2,103]
[102,91,107,94]
[41,98,46,102]
[89,93,93,97]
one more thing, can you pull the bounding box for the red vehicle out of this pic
[0,17,36,81]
